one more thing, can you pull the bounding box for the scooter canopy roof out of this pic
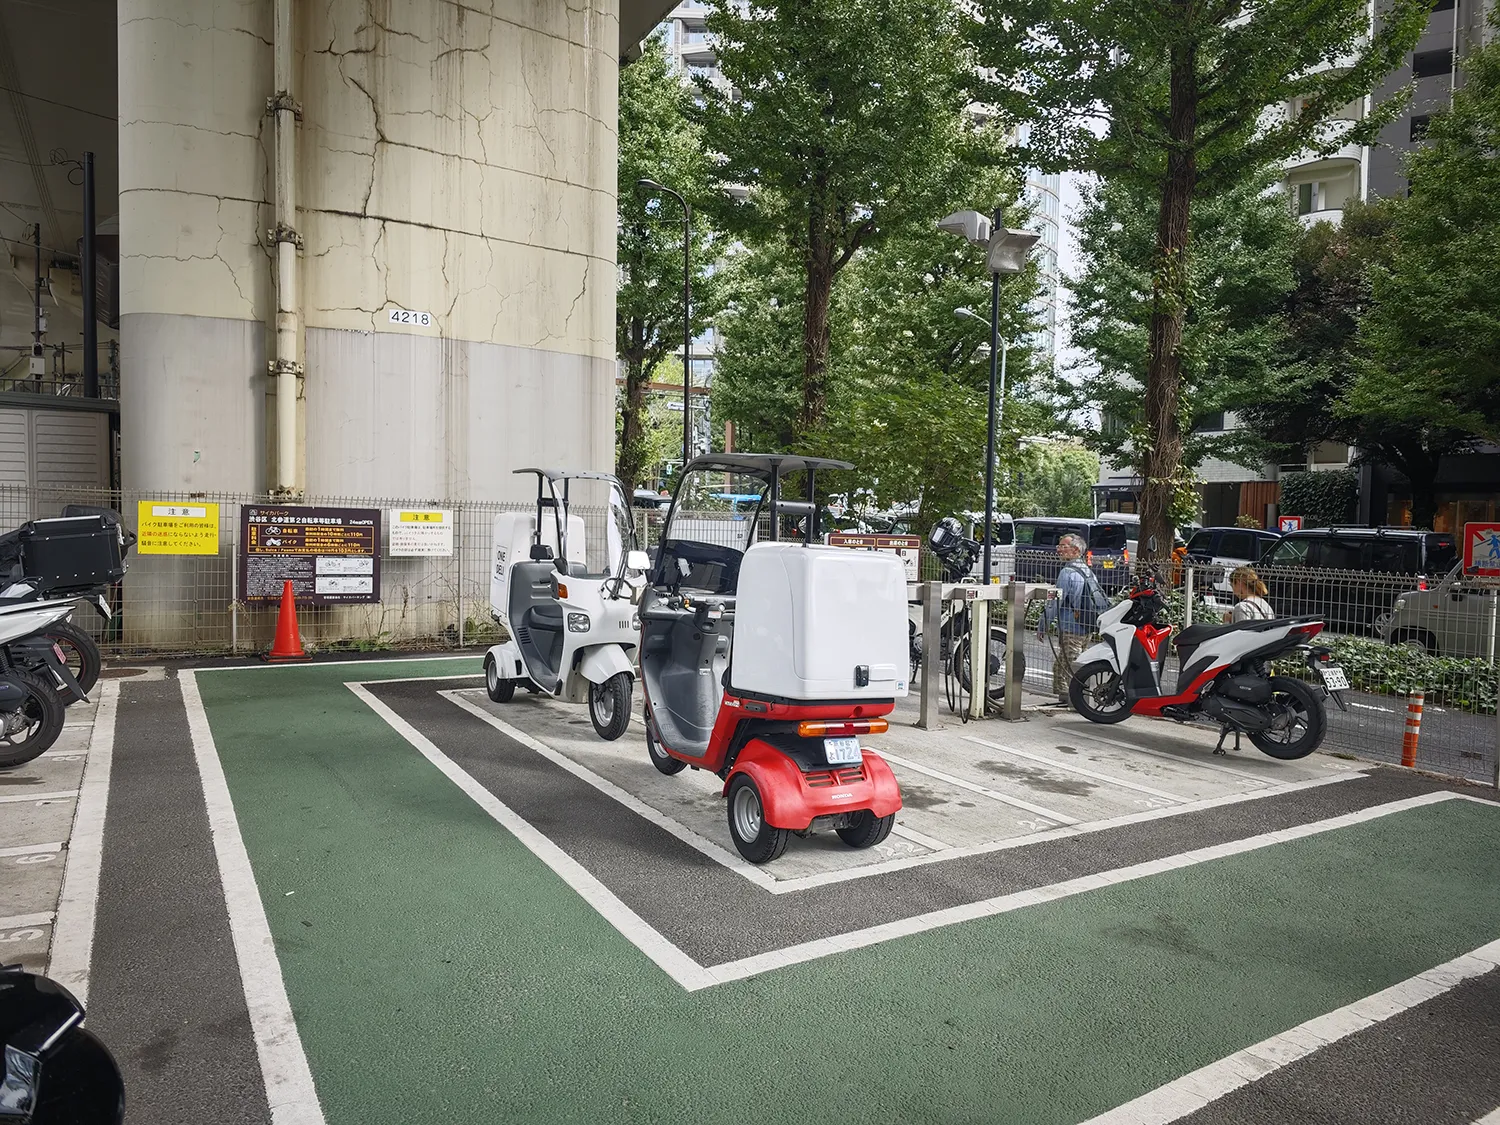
[513,468,625,483]
[682,454,854,477]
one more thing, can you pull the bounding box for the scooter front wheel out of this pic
[588,672,632,740]
[484,655,515,703]
[645,719,686,775]
[1069,660,1131,724]
[726,775,790,864]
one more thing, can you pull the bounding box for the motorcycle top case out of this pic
[17,516,126,593]
[732,542,908,702]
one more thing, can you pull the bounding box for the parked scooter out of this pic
[0,599,81,769]
[910,516,1025,704]
[639,454,906,864]
[1067,575,1347,759]
[485,469,648,739]
[0,964,126,1123]
[0,507,133,700]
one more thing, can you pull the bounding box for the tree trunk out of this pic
[1386,441,1443,529]
[801,240,835,436]
[615,321,650,490]
[1139,32,1198,566]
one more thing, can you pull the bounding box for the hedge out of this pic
[1275,636,1497,715]
[1280,468,1358,528]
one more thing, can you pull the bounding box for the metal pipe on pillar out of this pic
[82,151,98,399]
[269,0,303,495]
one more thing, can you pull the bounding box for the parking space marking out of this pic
[0,842,62,858]
[1476,1108,1500,1124]
[190,654,482,673]
[422,682,1367,895]
[1060,730,1320,785]
[352,675,1493,995]
[0,911,55,929]
[879,750,1082,824]
[351,682,718,990]
[1082,935,1500,1124]
[441,691,778,890]
[48,679,118,1004]
[0,791,78,804]
[180,671,327,1125]
[963,735,1186,801]
[702,792,1481,988]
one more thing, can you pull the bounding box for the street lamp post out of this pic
[637,178,693,467]
[938,209,1040,585]
[955,306,1011,581]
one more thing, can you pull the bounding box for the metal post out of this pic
[229,519,239,654]
[917,581,943,730]
[682,199,692,466]
[969,596,989,721]
[32,223,42,392]
[1003,581,1024,720]
[1183,565,1195,629]
[456,506,465,648]
[982,268,1000,585]
[82,151,98,399]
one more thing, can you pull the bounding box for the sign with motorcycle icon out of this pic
[240,505,382,604]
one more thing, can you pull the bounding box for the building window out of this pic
[1412,49,1453,79]
[1431,0,1454,11]
[1194,411,1226,433]
[1410,114,1431,141]
[1297,182,1319,215]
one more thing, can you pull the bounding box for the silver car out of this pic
[1380,564,1500,658]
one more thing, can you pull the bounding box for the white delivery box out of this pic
[732,542,908,701]
[489,511,585,618]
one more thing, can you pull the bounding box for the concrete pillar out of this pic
[119,0,620,503]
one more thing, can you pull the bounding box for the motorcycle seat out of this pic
[1173,617,1303,648]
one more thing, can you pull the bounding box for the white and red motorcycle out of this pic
[1067,577,1348,759]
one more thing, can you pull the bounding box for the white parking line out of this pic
[0,842,62,857]
[1081,934,1500,1124]
[0,911,55,929]
[891,823,951,851]
[1052,731,1277,786]
[0,790,78,804]
[878,750,1082,825]
[181,672,326,1125]
[439,690,778,890]
[48,679,118,1004]
[963,735,1185,801]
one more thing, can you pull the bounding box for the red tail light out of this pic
[1123,547,1130,563]
[1418,579,1429,591]
[1086,550,1094,564]
[798,718,889,737]
[1291,622,1325,639]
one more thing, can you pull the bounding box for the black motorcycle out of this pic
[909,517,1026,705]
[0,965,125,1123]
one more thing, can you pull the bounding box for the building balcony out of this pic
[680,43,717,66]
[1297,207,1344,228]
[1285,141,1364,176]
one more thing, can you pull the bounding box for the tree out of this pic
[698,0,984,437]
[617,39,724,491]
[1240,200,1476,528]
[971,0,1429,559]
[1355,17,1500,450]
[1000,443,1101,519]
[1067,172,1299,481]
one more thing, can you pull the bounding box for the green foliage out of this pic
[1274,637,1497,715]
[698,0,992,434]
[1355,15,1500,447]
[999,443,1099,519]
[616,38,726,490]
[1234,515,1261,529]
[1067,174,1299,474]
[1279,469,1358,527]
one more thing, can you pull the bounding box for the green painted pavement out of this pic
[197,662,1500,1125]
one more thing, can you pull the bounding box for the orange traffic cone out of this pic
[265,580,309,662]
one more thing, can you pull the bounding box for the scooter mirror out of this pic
[0,967,125,1124]
[625,550,650,573]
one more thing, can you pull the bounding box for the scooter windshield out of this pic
[658,470,770,594]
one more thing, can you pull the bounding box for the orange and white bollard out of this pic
[1401,690,1425,768]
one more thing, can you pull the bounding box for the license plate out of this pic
[1318,665,1350,691]
[1102,559,1115,568]
[824,736,861,765]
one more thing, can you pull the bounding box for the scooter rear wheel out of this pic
[0,673,66,770]
[1069,660,1131,724]
[484,655,515,703]
[726,775,790,864]
[645,718,686,775]
[588,672,632,740]
[836,809,895,849]
[1248,677,1325,760]
[45,621,101,699]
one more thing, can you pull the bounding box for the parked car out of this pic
[1094,511,1200,557]
[1256,526,1458,635]
[958,511,1016,581]
[1013,517,1131,590]
[632,489,671,511]
[1379,563,1499,657]
[1185,526,1284,608]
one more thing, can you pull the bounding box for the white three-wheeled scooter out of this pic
[485,469,649,739]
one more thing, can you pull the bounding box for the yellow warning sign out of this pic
[137,501,221,556]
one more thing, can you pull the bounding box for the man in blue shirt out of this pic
[1038,533,1104,705]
